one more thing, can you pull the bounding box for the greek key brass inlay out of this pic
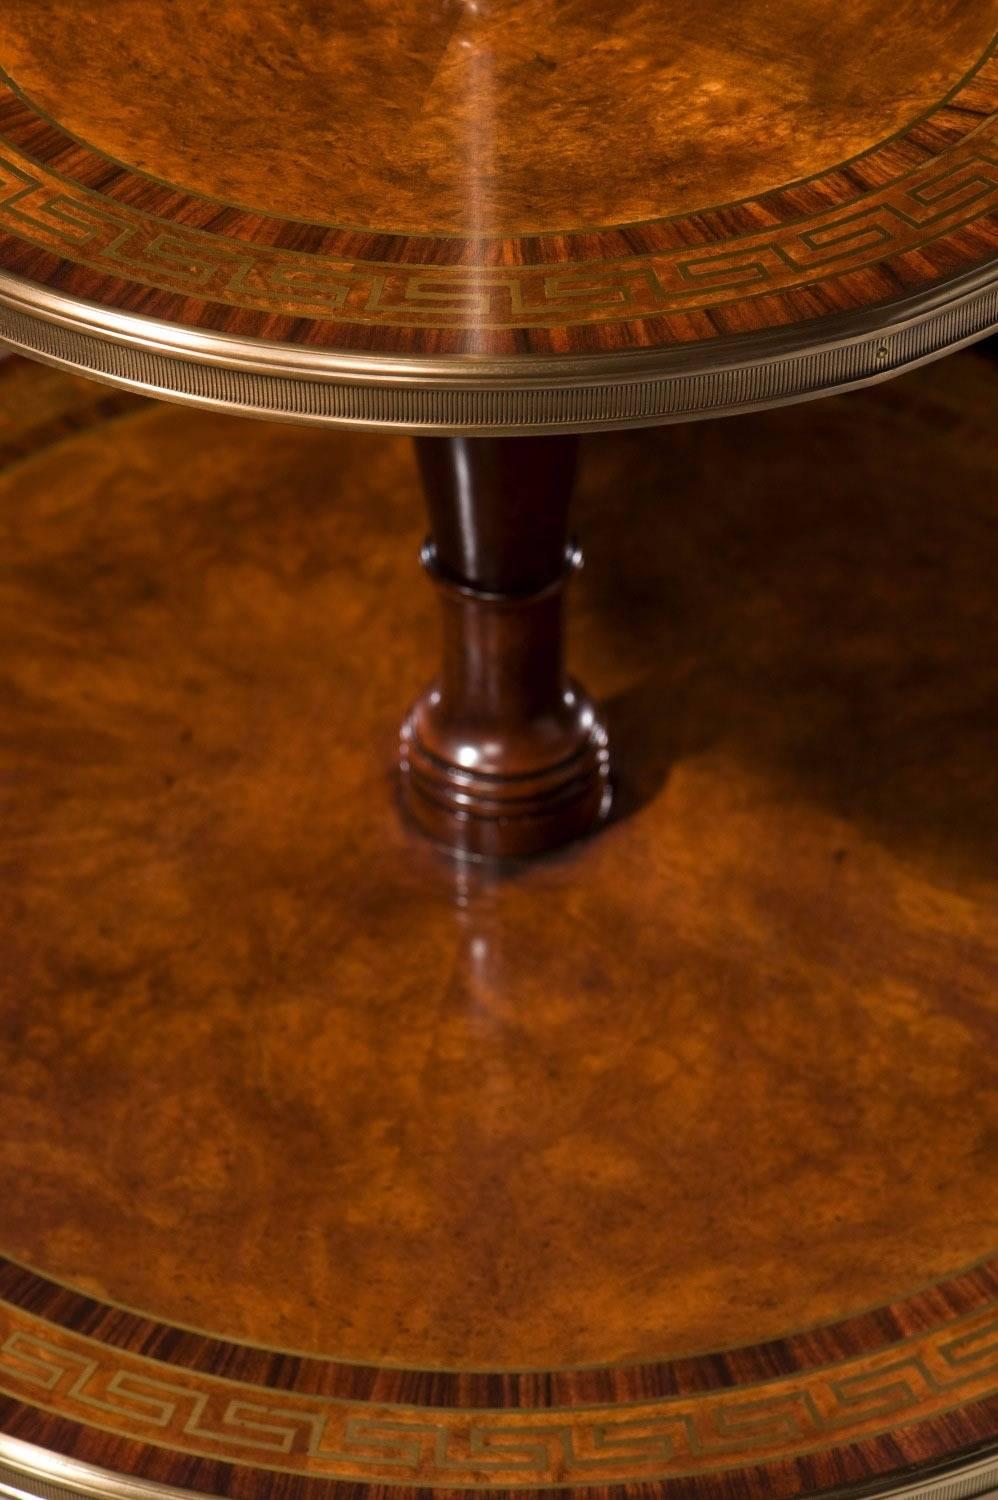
[1,135,997,331]
[1,1302,996,1487]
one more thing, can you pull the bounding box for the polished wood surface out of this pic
[1,0,991,235]
[0,354,996,1499]
[0,0,996,361]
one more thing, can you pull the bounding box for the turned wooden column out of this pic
[400,436,611,857]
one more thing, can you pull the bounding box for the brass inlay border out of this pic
[1,135,996,330]
[0,1298,996,1487]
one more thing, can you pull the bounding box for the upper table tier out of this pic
[1,0,997,432]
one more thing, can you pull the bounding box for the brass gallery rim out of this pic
[1,264,997,433]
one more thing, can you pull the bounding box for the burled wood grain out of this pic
[0,354,995,1500]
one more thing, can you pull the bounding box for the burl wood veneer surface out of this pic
[0,0,992,235]
[0,354,996,1378]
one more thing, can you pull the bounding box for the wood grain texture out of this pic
[0,1,996,359]
[0,354,996,1498]
[0,0,993,237]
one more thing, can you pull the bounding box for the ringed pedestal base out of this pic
[400,542,611,858]
[0,354,996,1500]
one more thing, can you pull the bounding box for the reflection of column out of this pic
[457,0,495,348]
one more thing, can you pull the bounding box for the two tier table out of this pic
[0,5,997,1500]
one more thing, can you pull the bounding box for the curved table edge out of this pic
[0,265,996,435]
[1,1433,996,1500]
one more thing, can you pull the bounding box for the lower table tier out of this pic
[0,353,995,1500]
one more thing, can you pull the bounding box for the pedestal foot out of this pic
[400,435,611,858]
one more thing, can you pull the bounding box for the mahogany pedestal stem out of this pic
[400,436,611,858]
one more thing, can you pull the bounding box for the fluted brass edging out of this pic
[0,1434,996,1500]
[0,265,997,434]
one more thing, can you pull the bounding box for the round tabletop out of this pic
[0,0,997,431]
[0,349,997,1500]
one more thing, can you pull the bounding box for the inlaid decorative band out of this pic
[0,1296,996,1489]
[0,1251,995,1500]
[0,135,997,331]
